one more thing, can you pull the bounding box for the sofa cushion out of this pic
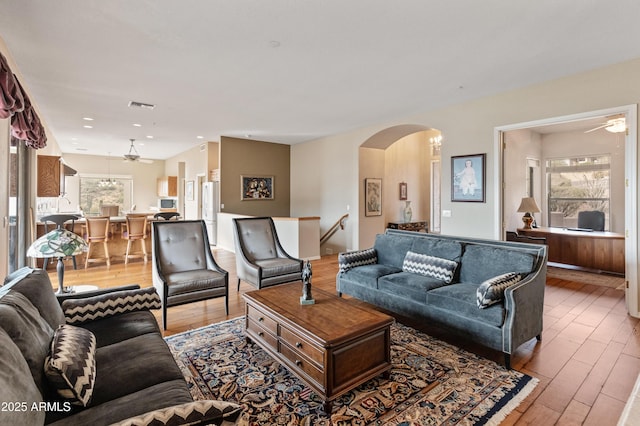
[111,400,243,426]
[63,287,162,325]
[78,310,161,348]
[410,238,463,261]
[338,248,377,273]
[45,324,97,407]
[379,272,449,301]
[340,264,402,289]
[165,270,227,296]
[3,268,66,329]
[0,291,54,396]
[0,328,45,425]
[427,283,505,327]
[459,245,534,283]
[374,233,414,268]
[402,251,458,283]
[477,272,525,309]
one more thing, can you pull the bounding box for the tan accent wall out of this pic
[220,136,290,216]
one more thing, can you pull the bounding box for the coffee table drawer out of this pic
[279,343,324,387]
[279,325,324,365]
[247,304,278,334]
[247,318,278,351]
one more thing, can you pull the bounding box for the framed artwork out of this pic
[185,180,194,201]
[451,153,486,202]
[365,178,382,216]
[399,182,407,200]
[241,175,274,200]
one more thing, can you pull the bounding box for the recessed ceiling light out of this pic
[133,123,142,127]
[83,125,93,129]
[146,135,153,139]
[82,117,94,121]
[196,136,204,139]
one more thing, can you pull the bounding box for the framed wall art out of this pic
[365,178,382,216]
[451,153,486,202]
[241,175,274,200]
[399,182,407,200]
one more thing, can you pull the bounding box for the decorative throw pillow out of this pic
[44,324,97,407]
[111,400,243,426]
[402,251,458,283]
[476,272,525,309]
[338,248,377,273]
[63,287,161,325]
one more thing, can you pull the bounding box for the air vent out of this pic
[128,100,156,110]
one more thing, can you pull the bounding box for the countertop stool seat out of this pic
[123,214,148,264]
[84,216,111,268]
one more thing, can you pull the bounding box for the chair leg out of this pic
[162,303,168,331]
[504,353,512,370]
[141,239,148,263]
[237,278,241,291]
[84,243,91,269]
[125,240,132,264]
[104,242,111,266]
[43,258,49,270]
[72,256,77,270]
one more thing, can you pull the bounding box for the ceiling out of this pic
[2,0,640,160]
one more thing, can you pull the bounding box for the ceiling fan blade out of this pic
[584,123,609,133]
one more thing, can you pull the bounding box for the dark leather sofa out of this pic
[0,267,241,425]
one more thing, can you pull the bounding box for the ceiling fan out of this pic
[584,117,626,133]
[123,139,154,163]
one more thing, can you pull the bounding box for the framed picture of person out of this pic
[241,175,274,200]
[451,153,486,202]
[365,178,382,216]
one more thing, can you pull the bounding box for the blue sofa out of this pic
[337,229,547,368]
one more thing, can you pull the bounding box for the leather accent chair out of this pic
[577,210,605,231]
[232,217,303,291]
[154,212,180,220]
[122,214,148,264]
[152,220,228,330]
[84,216,111,268]
[40,214,80,270]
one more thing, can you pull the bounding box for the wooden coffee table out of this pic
[243,282,394,414]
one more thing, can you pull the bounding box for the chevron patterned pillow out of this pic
[44,324,97,407]
[111,400,243,426]
[338,248,377,273]
[63,287,162,325]
[402,251,458,283]
[476,272,525,309]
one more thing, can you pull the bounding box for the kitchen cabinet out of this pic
[37,155,77,197]
[157,176,178,197]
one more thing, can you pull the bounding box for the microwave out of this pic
[158,198,177,209]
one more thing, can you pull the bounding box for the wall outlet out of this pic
[442,210,452,217]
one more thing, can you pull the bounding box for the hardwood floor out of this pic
[51,249,639,425]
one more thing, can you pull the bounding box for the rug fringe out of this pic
[485,377,539,425]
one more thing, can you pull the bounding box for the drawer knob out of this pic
[295,342,303,349]
[258,332,264,337]
[295,360,302,367]
[258,317,264,322]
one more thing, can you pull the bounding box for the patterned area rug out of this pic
[165,317,537,425]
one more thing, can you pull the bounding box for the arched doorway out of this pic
[358,125,443,248]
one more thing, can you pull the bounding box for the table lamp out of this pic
[27,229,88,294]
[517,197,541,229]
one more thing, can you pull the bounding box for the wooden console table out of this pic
[518,226,624,275]
[388,221,428,232]
[243,283,393,414]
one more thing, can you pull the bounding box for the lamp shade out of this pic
[27,229,88,258]
[517,197,541,213]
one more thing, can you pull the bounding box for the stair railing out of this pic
[320,213,349,245]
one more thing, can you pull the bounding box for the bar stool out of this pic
[40,214,81,270]
[84,216,111,268]
[153,212,180,221]
[123,214,148,264]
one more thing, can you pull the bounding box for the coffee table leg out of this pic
[322,400,332,415]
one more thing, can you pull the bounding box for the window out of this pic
[546,155,610,229]
[79,176,133,215]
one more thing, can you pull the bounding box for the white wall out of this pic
[291,57,640,252]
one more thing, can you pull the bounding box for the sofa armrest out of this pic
[62,287,161,325]
[110,400,243,426]
[502,267,546,354]
[56,284,141,305]
[338,248,377,273]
